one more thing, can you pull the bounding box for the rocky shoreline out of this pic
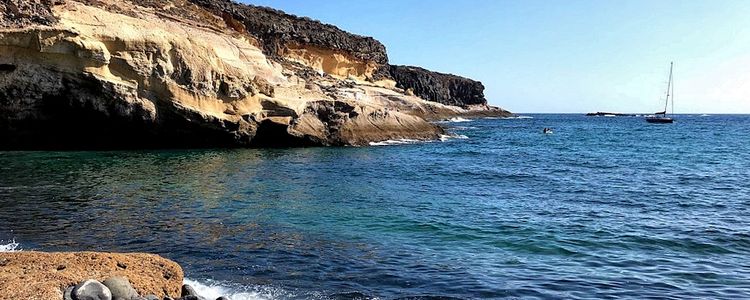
[0,0,511,149]
[0,251,226,300]
[63,278,222,300]
[0,251,183,299]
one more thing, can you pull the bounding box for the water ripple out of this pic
[1,115,750,299]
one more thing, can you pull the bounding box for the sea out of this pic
[1,114,749,299]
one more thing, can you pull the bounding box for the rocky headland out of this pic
[0,0,511,149]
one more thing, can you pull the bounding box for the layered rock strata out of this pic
[0,0,510,149]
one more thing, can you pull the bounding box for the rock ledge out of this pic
[0,251,183,299]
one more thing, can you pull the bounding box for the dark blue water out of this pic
[2,114,750,299]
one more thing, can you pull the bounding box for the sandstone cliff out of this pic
[0,0,510,149]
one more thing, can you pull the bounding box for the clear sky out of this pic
[243,0,750,113]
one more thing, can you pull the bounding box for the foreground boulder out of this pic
[0,251,183,299]
[72,279,112,300]
[102,277,139,300]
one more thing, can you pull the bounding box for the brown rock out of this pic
[0,0,510,150]
[0,251,183,300]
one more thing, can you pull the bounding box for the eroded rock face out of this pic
[187,0,389,65]
[0,0,508,149]
[0,251,183,299]
[389,65,487,108]
[0,0,60,27]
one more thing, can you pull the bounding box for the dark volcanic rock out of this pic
[0,0,60,27]
[389,65,487,108]
[181,284,199,298]
[187,0,388,65]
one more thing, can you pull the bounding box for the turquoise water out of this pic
[1,114,750,299]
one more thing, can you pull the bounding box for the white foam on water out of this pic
[0,240,20,252]
[440,134,469,141]
[485,115,534,120]
[448,117,472,122]
[369,133,469,146]
[435,117,473,123]
[369,138,421,146]
[185,278,276,300]
[453,126,478,130]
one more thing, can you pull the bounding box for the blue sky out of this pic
[243,0,750,113]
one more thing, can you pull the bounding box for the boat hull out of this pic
[646,117,674,124]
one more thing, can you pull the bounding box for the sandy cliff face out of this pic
[0,0,508,149]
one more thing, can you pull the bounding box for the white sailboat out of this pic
[646,62,675,124]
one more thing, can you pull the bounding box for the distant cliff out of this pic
[0,0,509,149]
[389,65,487,108]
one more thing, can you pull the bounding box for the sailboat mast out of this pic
[664,62,673,115]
